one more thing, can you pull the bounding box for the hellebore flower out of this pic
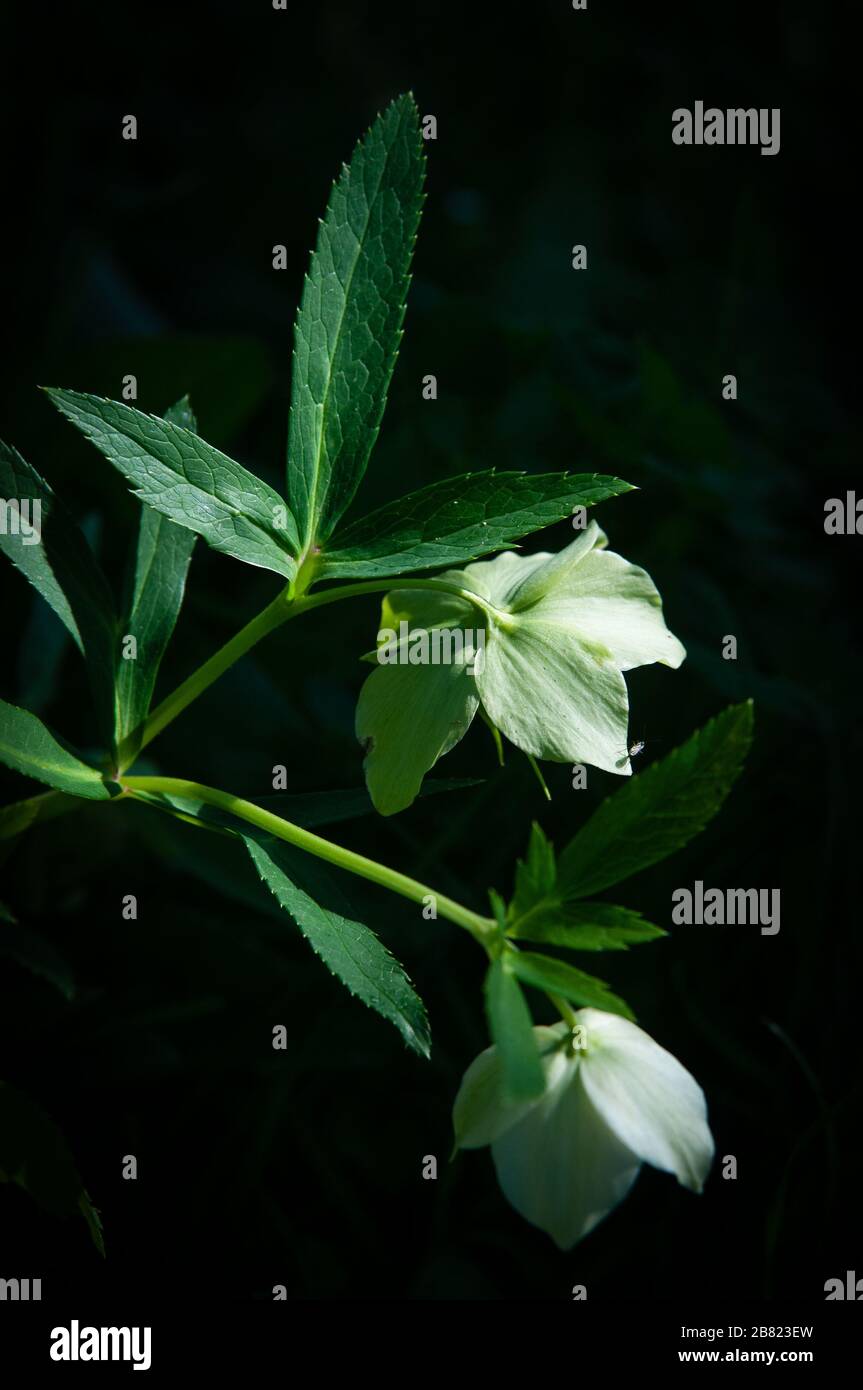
[452,1009,714,1249]
[356,521,685,814]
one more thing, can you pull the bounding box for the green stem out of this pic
[130,590,293,763]
[290,575,500,623]
[550,993,578,1028]
[123,775,497,948]
[526,753,552,802]
[135,576,499,761]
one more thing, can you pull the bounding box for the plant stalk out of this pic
[123,774,497,947]
[135,575,499,760]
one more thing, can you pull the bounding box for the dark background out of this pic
[1,0,859,1301]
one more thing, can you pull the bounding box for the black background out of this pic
[1,0,860,1303]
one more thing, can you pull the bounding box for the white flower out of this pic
[356,521,685,814]
[453,1008,714,1249]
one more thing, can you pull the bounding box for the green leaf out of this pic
[319,470,633,579]
[288,92,426,551]
[0,790,79,841]
[0,1081,104,1255]
[506,823,666,950]
[0,699,112,799]
[508,902,666,951]
[244,833,431,1057]
[0,440,118,750]
[510,822,557,921]
[506,949,635,1020]
[558,701,754,899]
[162,394,197,433]
[115,399,198,763]
[44,389,299,579]
[484,958,545,1100]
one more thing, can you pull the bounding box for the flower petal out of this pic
[381,576,480,633]
[476,614,632,773]
[461,548,554,608]
[356,654,479,815]
[577,1009,714,1192]
[505,521,608,611]
[539,547,686,672]
[491,1061,641,1249]
[453,1024,569,1149]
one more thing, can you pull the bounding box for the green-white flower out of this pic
[356,521,685,814]
[453,1009,714,1250]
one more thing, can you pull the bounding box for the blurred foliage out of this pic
[0,0,859,1299]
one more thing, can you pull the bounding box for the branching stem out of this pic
[134,575,502,763]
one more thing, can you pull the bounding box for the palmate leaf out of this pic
[244,833,431,1057]
[319,470,633,579]
[115,398,198,765]
[558,700,754,899]
[484,958,545,1100]
[0,441,118,751]
[288,92,425,554]
[0,700,112,799]
[506,823,665,950]
[44,389,299,579]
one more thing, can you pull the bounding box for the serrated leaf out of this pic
[163,394,197,433]
[508,901,666,951]
[319,470,633,579]
[45,389,298,579]
[558,701,754,899]
[0,699,112,799]
[115,399,198,765]
[0,1081,104,1254]
[484,958,545,1100]
[244,833,431,1057]
[506,949,635,1020]
[288,92,425,552]
[0,440,118,751]
[506,824,665,950]
[510,822,557,921]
